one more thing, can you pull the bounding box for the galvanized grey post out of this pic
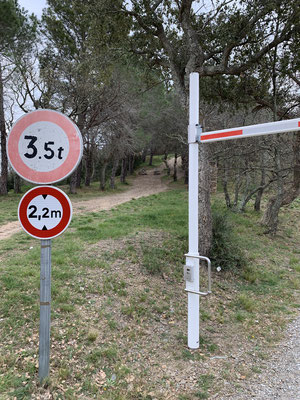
[39,239,52,382]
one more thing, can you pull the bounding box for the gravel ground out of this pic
[225,313,300,400]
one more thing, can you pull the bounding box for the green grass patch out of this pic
[0,182,299,399]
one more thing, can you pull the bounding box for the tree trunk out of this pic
[163,152,171,176]
[237,164,251,212]
[69,170,77,194]
[76,161,82,188]
[14,173,21,194]
[100,162,107,191]
[120,157,127,183]
[73,113,85,190]
[261,133,300,232]
[181,149,188,184]
[261,143,284,234]
[0,64,8,195]
[210,162,218,193]
[85,146,93,186]
[222,161,231,208]
[280,131,300,205]
[198,143,212,255]
[141,148,147,163]
[293,132,300,192]
[233,170,242,209]
[129,155,134,175]
[110,158,119,189]
[254,166,266,212]
[173,152,178,182]
[149,150,154,166]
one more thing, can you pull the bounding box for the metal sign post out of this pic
[17,186,73,381]
[39,239,51,381]
[186,71,300,349]
[8,110,83,382]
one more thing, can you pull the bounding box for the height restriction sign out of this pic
[18,186,72,240]
[7,109,83,184]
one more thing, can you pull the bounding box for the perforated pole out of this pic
[39,239,51,382]
[186,72,200,349]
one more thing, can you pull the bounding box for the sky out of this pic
[18,0,48,18]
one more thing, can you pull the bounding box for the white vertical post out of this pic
[186,72,200,349]
[39,239,51,382]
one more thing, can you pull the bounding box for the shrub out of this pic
[209,210,246,271]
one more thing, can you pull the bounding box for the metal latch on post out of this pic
[188,124,202,143]
[185,254,212,296]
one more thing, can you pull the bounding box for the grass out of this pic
[0,176,299,399]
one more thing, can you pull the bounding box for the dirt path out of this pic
[72,167,169,214]
[0,167,170,241]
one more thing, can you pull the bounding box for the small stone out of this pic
[111,374,116,381]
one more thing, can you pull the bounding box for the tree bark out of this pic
[120,157,127,183]
[261,143,284,234]
[173,152,178,182]
[70,113,85,192]
[149,149,154,166]
[110,158,119,189]
[14,173,21,194]
[69,170,77,194]
[129,155,134,175]
[233,169,243,209]
[163,152,171,176]
[198,143,212,255]
[181,149,188,184]
[0,64,8,195]
[100,162,107,191]
[222,161,231,208]
[254,162,266,212]
[85,146,93,186]
[76,160,82,188]
[280,132,300,205]
[141,148,147,163]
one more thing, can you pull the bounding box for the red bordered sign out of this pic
[18,186,72,239]
[7,109,83,184]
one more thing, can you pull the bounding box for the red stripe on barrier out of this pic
[298,121,300,127]
[201,129,243,141]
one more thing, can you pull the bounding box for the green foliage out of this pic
[210,209,247,271]
[0,0,36,54]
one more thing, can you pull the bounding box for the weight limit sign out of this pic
[7,109,83,184]
[18,186,72,240]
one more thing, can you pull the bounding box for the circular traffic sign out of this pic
[7,109,83,184]
[18,186,72,239]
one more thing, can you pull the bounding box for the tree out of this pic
[38,0,132,193]
[125,0,300,253]
[0,0,36,194]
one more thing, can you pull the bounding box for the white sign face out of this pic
[7,109,83,184]
[18,186,72,239]
[19,121,70,172]
[26,195,63,231]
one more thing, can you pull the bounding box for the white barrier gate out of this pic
[186,72,300,349]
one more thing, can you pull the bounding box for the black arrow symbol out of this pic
[42,225,48,230]
[42,194,48,199]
